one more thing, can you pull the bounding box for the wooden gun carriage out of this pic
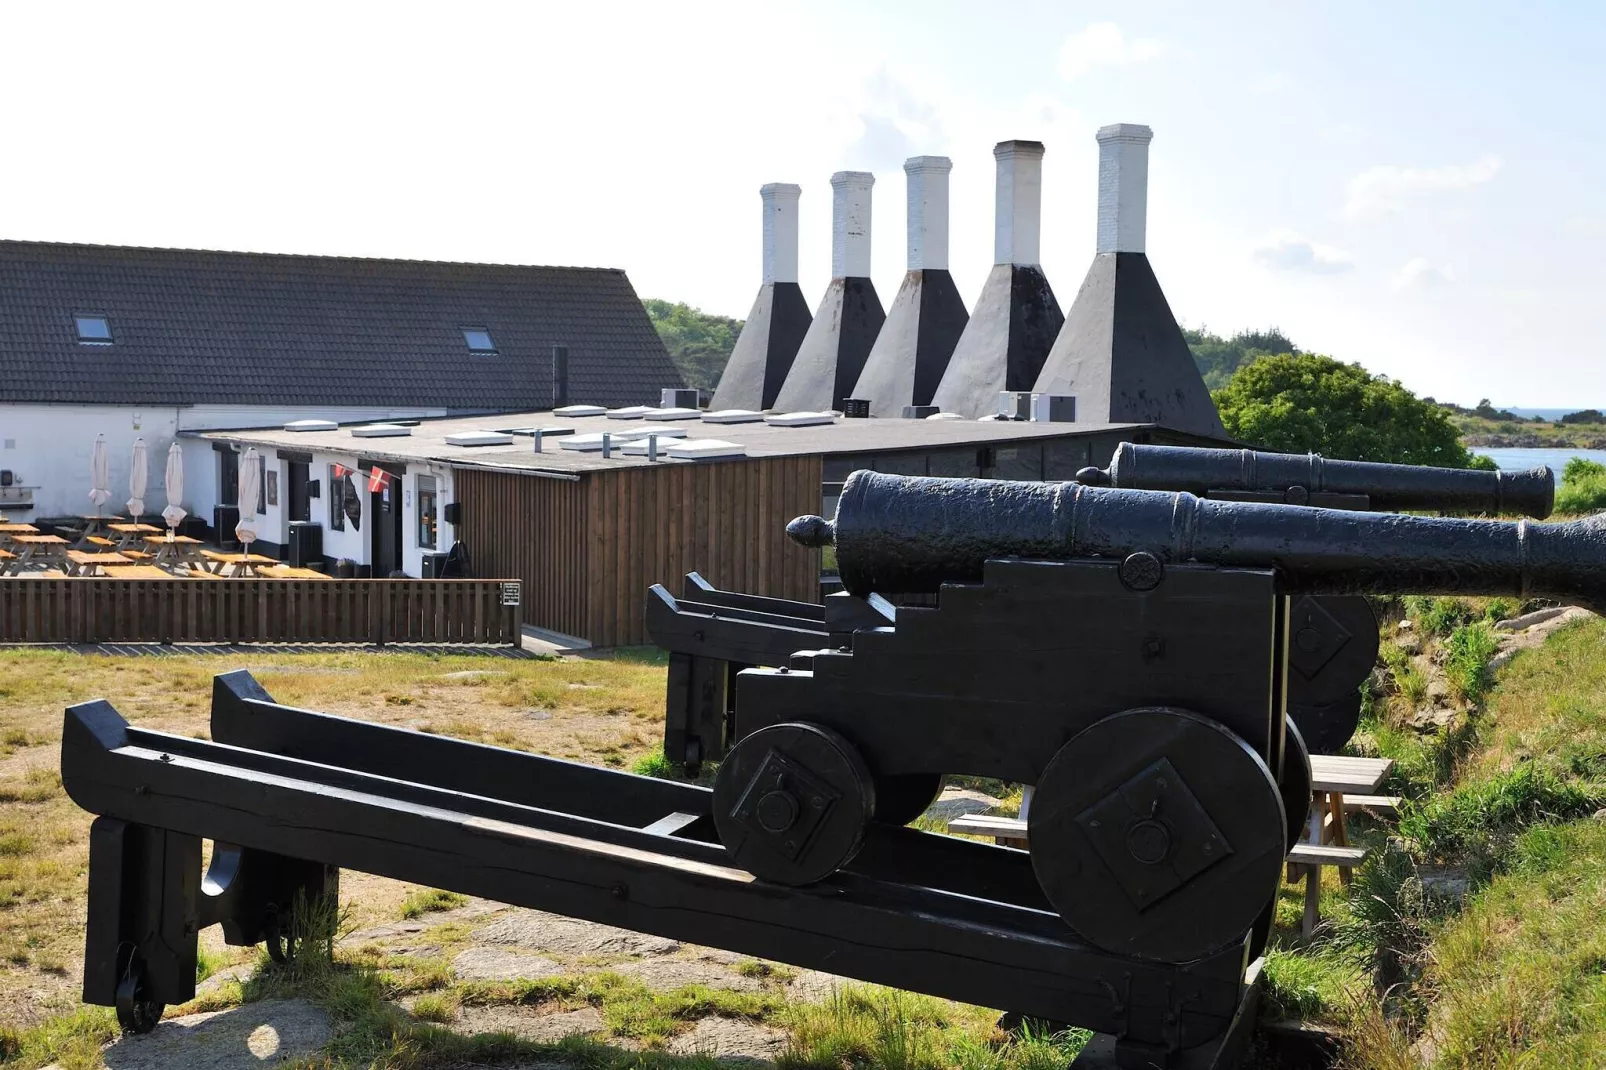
[57,454,1597,1069]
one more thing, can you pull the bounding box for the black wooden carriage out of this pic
[57,447,1600,1070]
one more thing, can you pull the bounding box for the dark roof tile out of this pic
[0,240,682,409]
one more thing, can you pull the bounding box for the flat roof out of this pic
[196,410,1157,478]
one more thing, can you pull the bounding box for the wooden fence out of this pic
[0,578,523,646]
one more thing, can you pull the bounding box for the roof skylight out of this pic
[462,327,496,352]
[75,315,112,344]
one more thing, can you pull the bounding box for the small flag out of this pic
[368,467,388,493]
[332,464,349,479]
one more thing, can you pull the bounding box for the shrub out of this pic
[630,749,674,778]
[1555,458,1606,514]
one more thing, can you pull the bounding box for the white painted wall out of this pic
[0,404,182,518]
[0,401,448,524]
[307,449,369,568]
[400,462,457,577]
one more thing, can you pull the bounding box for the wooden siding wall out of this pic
[0,579,520,646]
[457,456,824,648]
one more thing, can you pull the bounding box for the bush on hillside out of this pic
[1212,353,1477,467]
[1555,458,1606,514]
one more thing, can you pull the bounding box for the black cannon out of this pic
[1065,444,1556,749]
[1075,441,1554,518]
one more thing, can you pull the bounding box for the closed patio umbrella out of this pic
[88,433,111,514]
[235,447,261,548]
[162,443,187,530]
[126,438,148,520]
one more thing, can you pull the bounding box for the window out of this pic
[416,475,438,549]
[75,315,112,343]
[461,327,496,353]
[329,464,361,532]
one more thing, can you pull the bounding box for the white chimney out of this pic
[760,182,802,284]
[903,156,952,271]
[1095,124,1153,254]
[830,171,875,279]
[993,140,1045,266]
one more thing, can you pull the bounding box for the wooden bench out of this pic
[1343,794,1401,817]
[948,813,1029,848]
[85,535,118,549]
[1287,843,1369,937]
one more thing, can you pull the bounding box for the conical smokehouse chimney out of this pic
[710,183,813,411]
[848,157,968,417]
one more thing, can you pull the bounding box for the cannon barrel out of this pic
[1074,442,1554,518]
[786,470,1606,610]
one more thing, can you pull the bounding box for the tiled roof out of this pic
[0,240,682,408]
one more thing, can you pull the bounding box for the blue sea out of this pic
[1503,408,1603,420]
[1473,448,1606,484]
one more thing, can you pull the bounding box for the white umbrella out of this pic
[88,433,111,513]
[162,443,187,530]
[126,438,148,520]
[235,447,261,547]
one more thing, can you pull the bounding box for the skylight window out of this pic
[462,327,496,353]
[75,315,112,343]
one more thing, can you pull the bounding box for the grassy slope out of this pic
[1263,610,1606,1068]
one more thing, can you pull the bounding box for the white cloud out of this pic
[1251,231,1355,274]
[1245,72,1292,95]
[1392,257,1454,291]
[1342,155,1502,221]
[1057,23,1166,80]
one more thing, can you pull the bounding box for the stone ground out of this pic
[58,782,1007,1069]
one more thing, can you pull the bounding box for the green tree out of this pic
[643,299,744,391]
[1212,353,1479,467]
[1184,326,1300,390]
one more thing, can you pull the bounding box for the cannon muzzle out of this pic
[1074,442,1554,518]
[788,470,1606,610]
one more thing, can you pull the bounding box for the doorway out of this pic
[368,465,405,576]
[287,461,311,524]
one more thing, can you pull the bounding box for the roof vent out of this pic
[1030,394,1076,422]
[606,406,655,420]
[350,424,413,438]
[642,407,702,420]
[554,404,607,418]
[284,419,338,432]
[661,388,701,408]
[444,430,514,447]
[702,409,766,425]
[765,411,836,427]
[667,438,748,460]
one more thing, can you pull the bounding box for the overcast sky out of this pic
[3,1,1600,406]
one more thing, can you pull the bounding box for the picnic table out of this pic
[8,533,69,571]
[257,564,327,579]
[72,515,128,547]
[144,534,203,568]
[108,522,162,550]
[196,549,279,577]
[100,564,177,579]
[0,522,39,546]
[65,550,132,576]
[0,547,14,575]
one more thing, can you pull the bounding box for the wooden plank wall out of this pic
[457,456,823,648]
[0,579,519,645]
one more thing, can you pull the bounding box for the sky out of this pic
[2,1,1601,406]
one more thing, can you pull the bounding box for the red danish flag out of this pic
[368,467,388,493]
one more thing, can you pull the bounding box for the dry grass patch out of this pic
[0,645,671,1034]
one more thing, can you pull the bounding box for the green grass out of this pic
[398,888,468,920]
[778,984,1088,1070]
[1422,820,1606,1065]
[1442,621,1500,704]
